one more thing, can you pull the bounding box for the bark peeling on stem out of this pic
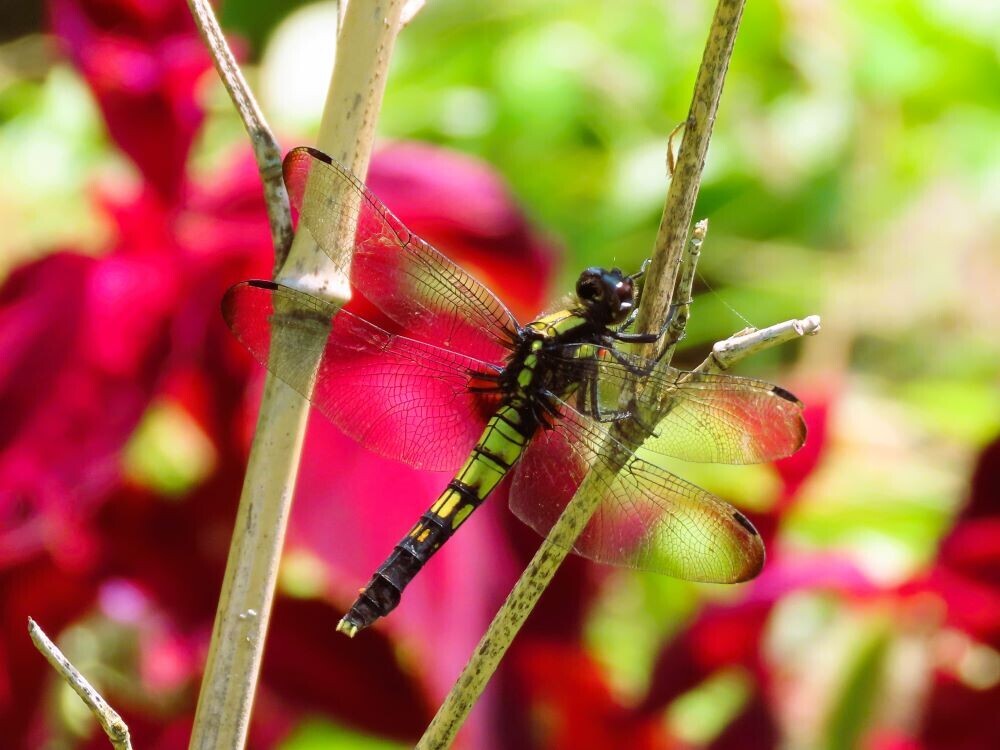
[661,218,707,364]
[416,2,750,747]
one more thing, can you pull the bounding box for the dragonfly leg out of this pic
[619,259,652,331]
[614,256,689,355]
[468,385,504,394]
[608,301,684,361]
[465,385,503,400]
[496,325,524,348]
[467,365,503,379]
[596,339,679,432]
[467,366,505,394]
[535,390,561,427]
[600,337,660,377]
[584,370,630,424]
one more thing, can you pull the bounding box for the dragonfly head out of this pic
[576,267,636,326]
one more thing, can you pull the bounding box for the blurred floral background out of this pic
[1,0,998,748]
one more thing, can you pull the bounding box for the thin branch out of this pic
[415,2,749,746]
[635,0,748,360]
[188,2,408,749]
[661,218,707,363]
[28,618,133,750]
[185,0,293,270]
[697,315,822,374]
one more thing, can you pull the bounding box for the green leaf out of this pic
[279,718,407,750]
[122,400,217,498]
[666,668,752,746]
[822,625,890,750]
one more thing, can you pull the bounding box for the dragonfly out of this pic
[222,147,806,637]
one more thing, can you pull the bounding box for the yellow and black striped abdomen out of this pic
[336,309,591,636]
[336,403,534,636]
[428,403,530,530]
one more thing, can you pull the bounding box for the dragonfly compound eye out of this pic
[576,269,605,302]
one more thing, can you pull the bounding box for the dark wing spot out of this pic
[771,385,802,405]
[247,279,280,291]
[732,510,759,536]
[301,145,335,166]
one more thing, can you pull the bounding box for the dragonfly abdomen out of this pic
[336,402,537,636]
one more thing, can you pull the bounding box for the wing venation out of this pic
[223,280,501,471]
[283,147,519,363]
[509,402,765,582]
[550,344,805,465]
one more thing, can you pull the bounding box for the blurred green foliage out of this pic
[0,63,110,268]
[249,0,1000,388]
[280,718,406,750]
[823,623,890,750]
[2,0,998,745]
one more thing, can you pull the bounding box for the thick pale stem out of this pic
[28,619,132,750]
[415,2,749,747]
[188,2,406,749]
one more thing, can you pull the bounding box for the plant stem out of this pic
[28,619,132,750]
[661,218,707,363]
[186,0,293,269]
[697,315,822,374]
[187,2,407,749]
[415,2,748,747]
[635,0,749,360]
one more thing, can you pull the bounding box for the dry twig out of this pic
[28,618,132,750]
[186,0,293,269]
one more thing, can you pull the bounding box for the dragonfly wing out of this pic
[553,345,805,464]
[284,147,520,363]
[509,402,764,582]
[223,280,501,472]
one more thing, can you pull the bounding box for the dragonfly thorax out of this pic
[506,311,601,412]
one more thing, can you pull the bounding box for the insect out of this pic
[223,147,806,637]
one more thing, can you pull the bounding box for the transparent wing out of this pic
[222,280,502,472]
[509,402,764,582]
[552,345,805,465]
[284,147,520,363]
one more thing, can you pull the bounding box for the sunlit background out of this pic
[2,0,998,748]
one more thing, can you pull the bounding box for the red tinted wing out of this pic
[284,147,519,363]
[509,402,764,582]
[223,280,501,471]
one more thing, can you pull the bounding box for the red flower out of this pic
[2,4,559,748]
[50,0,211,201]
[910,437,1000,750]
[511,643,677,750]
[365,142,558,322]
